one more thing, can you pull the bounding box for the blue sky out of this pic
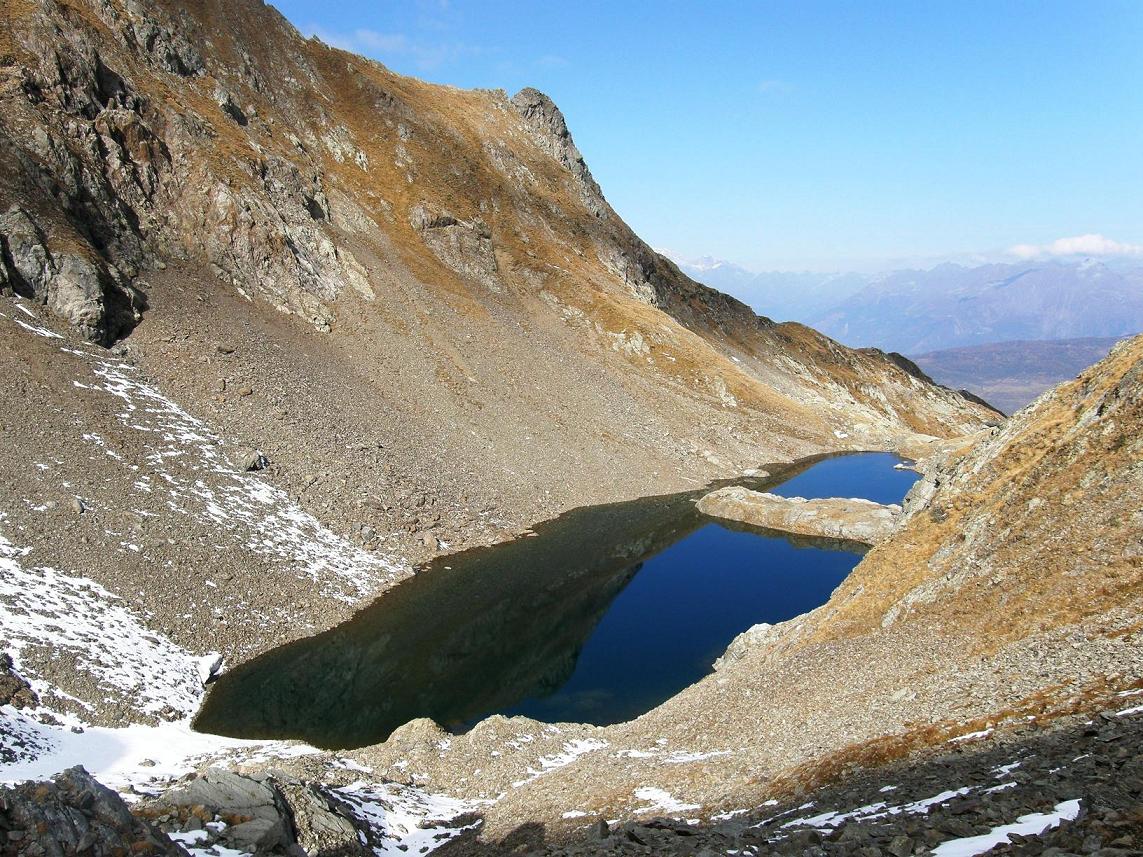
[270,1,1143,272]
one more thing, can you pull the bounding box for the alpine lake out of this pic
[196,452,919,749]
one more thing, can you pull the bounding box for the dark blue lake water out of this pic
[196,453,918,749]
[770,451,918,505]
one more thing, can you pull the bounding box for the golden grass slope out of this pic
[813,333,1143,649]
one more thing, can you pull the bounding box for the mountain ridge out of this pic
[672,254,1143,355]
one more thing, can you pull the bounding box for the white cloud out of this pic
[1009,234,1143,259]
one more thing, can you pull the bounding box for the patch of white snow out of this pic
[335,781,481,856]
[633,786,700,815]
[931,799,1081,857]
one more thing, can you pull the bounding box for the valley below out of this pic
[912,336,1130,415]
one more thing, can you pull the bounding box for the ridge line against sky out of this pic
[268,0,1143,273]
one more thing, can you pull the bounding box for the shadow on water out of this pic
[194,453,916,750]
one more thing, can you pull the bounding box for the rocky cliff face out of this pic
[0,0,989,435]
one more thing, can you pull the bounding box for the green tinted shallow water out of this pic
[195,453,917,749]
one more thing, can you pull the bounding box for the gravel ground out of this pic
[442,703,1143,855]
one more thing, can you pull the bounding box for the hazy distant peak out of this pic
[654,249,738,272]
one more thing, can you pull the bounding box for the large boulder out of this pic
[0,206,144,344]
[0,653,38,709]
[278,781,363,857]
[0,766,184,856]
[161,768,368,855]
[165,767,290,851]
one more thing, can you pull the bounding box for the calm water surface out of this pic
[196,452,917,748]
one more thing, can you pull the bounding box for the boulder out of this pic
[0,206,144,344]
[278,781,363,856]
[160,769,371,855]
[0,766,183,855]
[0,652,38,709]
[224,816,287,852]
[242,448,270,471]
[165,767,283,826]
[408,204,500,292]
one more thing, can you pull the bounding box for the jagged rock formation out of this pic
[0,766,184,856]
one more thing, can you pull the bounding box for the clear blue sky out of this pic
[269,1,1143,272]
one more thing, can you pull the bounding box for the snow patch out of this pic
[931,799,1081,857]
[511,739,608,788]
[170,828,249,857]
[195,653,225,686]
[711,808,749,821]
[616,747,732,763]
[82,353,408,601]
[0,709,260,789]
[633,786,700,815]
[949,728,993,743]
[13,317,63,339]
[664,749,733,764]
[0,525,203,718]
[780,787,972,831]
[335,781,481,855]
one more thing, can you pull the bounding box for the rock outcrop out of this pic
[696,486,901,545]
[152,767,368,855]
[0,766,184,856]
[0,654,38,710]
[0,206,144,344]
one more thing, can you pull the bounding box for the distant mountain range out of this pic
[661,253,870,323]
[668,255,1143,355]
[667,254,1143,415]
[913,337,1129,415]
[811,261,1143,354]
